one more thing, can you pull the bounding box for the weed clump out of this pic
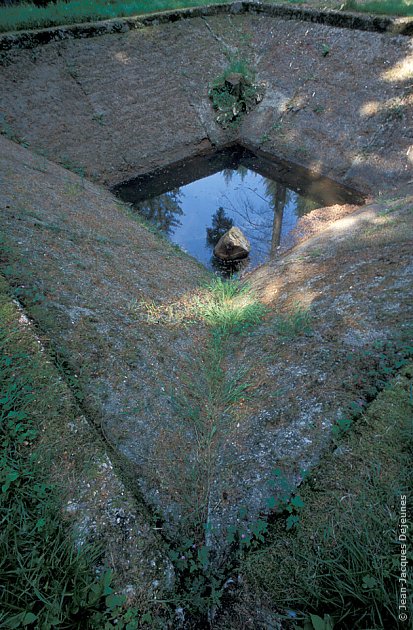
[208,60,264,129]
[195,277,267,335]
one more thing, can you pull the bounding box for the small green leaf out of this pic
[3,614,23,629]
[290,495,305,509]
[102,569,113,592]
[106,593,126,609]
[4,611,37,629]
[198,545,209,569]
[310,613,329,630]
[362,575,377,589]
[22,612,38,626]
[2,470,19,493]
[226,525,237,544]
[286,514,300,530]
[266,495,276,509]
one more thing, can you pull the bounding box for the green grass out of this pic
[343,0,413,16]
[0,0,412,34]
[271,302,312,338]
[136,277,267,333]
[0,277,134,628]
[243,367,413,629]
[195,278,268,336]
[0,0,231,33]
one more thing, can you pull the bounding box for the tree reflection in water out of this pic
[206,206,248,277]
[206,206,233,248]
[131,166,321,275]
[265,179,287,259]
[212,169,292,262]
[132,189,183,235]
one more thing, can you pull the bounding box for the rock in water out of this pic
[214,226,250,261]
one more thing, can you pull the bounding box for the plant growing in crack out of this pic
[266,467,307,530]
[208,59,264,129]
[153,278,269,619]
[332,337,413,439]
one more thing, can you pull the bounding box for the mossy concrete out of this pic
[0,7,411,194]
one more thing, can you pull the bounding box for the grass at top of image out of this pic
[343,0,413,16]
[0,0,412,35]
[0,0,229,33]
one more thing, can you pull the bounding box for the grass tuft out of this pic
[195,278,268,335]
[271,302,313,338]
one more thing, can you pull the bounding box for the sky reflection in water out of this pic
[134,166,319,272]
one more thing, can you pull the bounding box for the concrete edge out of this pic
[0,1,412,52]
[0,272,169,598]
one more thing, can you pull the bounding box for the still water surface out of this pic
[114,147,363,274]
[133,166,319,272]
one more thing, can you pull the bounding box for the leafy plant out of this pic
[266,467,307,530]
[259,132,271,144]
[208,59,264,129]
[168,539,226,617]
[321,43,330,57]
[333,337,413,438]
[226,506,269,550]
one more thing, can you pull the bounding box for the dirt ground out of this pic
[0,3,412,614]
